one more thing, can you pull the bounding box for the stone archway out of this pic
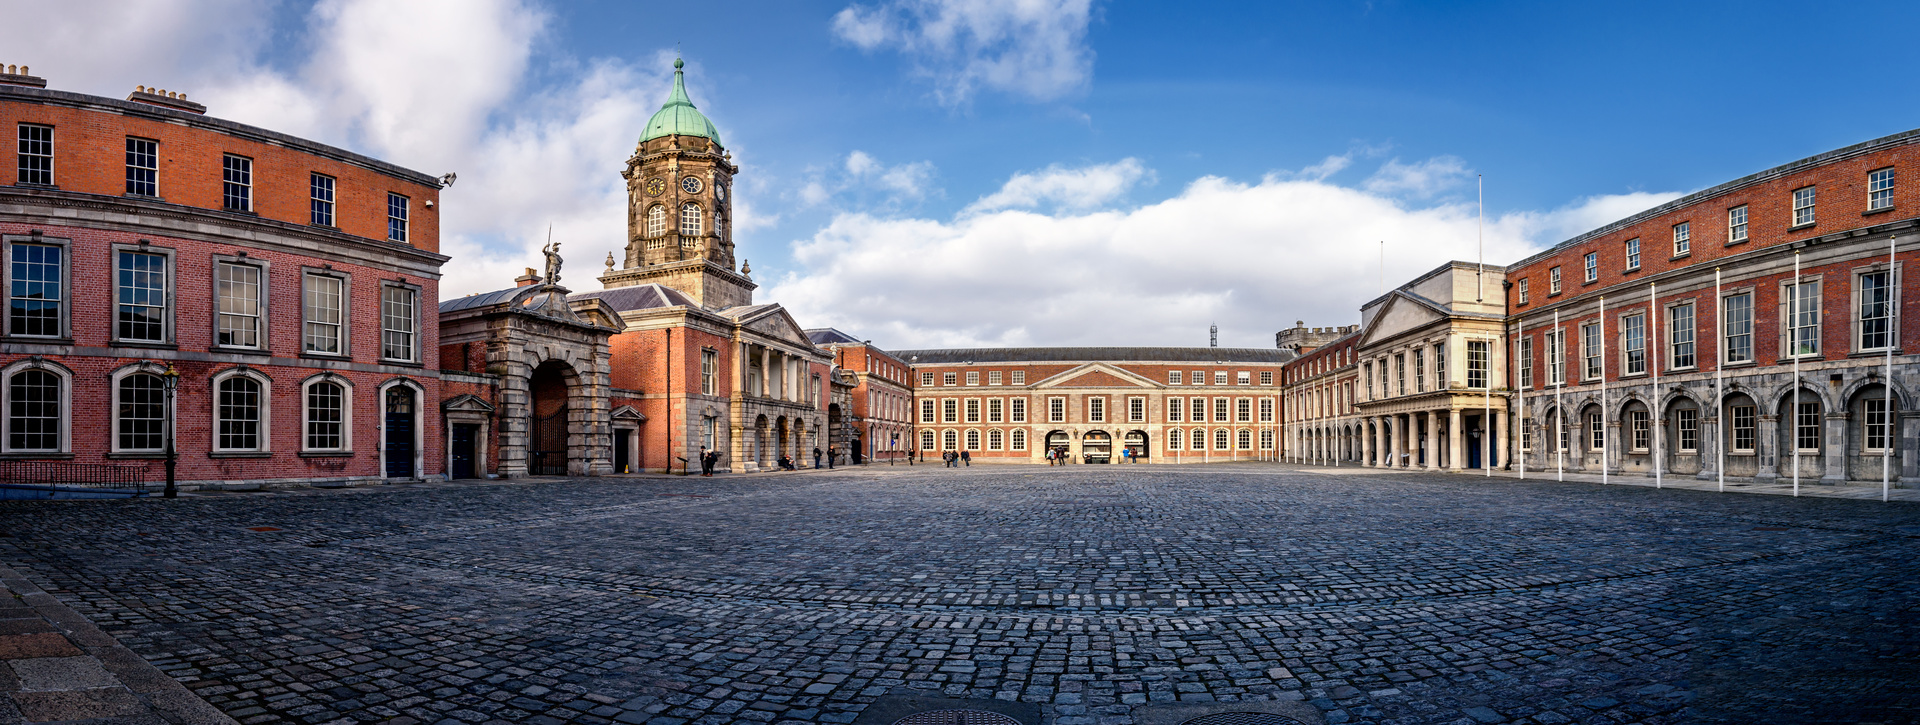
[528,360,574,475]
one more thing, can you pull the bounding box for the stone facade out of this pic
[1351,262,1512,472]
[1281,331,1360,465]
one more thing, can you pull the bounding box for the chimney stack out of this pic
[1,64,46,88]
[126,85,207,114]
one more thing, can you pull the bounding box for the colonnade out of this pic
[1356,408,1506,470]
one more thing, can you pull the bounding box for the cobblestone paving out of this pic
[1,465,1916,725]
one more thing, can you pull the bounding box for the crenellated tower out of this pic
[599,58,755,309]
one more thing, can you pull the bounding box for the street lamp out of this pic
[161,363,179,498]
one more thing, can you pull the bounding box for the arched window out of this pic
[646,205,667,236]
[6,368,62,452]
[116,373,166,452]
[1191,428,1205,450]
[305,379,348,451]
[943,429,958,450]
[1237,429,1253,450]
[1259,430,1275,450]
[965,429,981,450]
[987,429,1003,450]
[1214,428,1230,450]
[1167,429,1182,450]
[1009,429,1026,451]
[920,429,936,451]
[680,203,702,236]
[216,374,265,451]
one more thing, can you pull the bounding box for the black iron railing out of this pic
[0,460,148,497]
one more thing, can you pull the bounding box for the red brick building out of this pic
[1506,129,1920,485]
[1,69,449,489]
[897,348,1292,464]
[1279,326,1360,465]
[807,328,913,463]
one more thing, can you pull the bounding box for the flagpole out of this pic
[1887,235,1898,503]
[1556,309,1564,482]
[1793,251,1801,498]
[1652,280,1662,489]
[1715,267,1725,493]
[1517,320,1527,480]
[1600,295,1609,485]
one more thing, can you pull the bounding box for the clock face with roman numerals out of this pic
[681,176,703,194]
[714,182,726,203]
[644,177,666,196]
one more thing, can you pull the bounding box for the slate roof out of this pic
[568,284,696,311]
[804,328,863,345]
[893,347,1296,364]
[438,287,522,313]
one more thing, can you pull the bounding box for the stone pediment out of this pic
[612,405,646,422]
[735,305,815,349]
[1035,363,1157,389]
[1359,292,1449,349]
[442,394,495,413]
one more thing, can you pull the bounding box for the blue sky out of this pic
[12,0,1920,348]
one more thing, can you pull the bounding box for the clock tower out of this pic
[599,58,755,309]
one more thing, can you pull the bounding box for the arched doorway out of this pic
[528,361,573,475]
[384,385,417,478]
[1045,430,1070,462]
[1124,430,1148,462]
[1083,430,1112,464]
[775,417,790,466]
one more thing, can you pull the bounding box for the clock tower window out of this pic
[680,202,702,236]
[645,205,666,236]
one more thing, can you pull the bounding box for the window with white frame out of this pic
[1728,205,1749,243]
[1168,397,1184,423]
[1625,238,1641,270]
[1785,279,1820,357]
[1731,404,1756,451]
[1669,303,1696,369]
[1211,397,1228,423]
[701,349,717,395]
[942,399,957,423]
[1546,330,1564,386]
[1260,370,1273,385]
[965,371,979,385]
[126,137,157,196]
[1259,398,1273,422]
[1724,291,1754,363]
[1048,397,1065,422]
[1556,414,1569,452]
[1237,429,1252,450]
[215,372,265,451]
[216,261,263,348]
[1168,428,1182,450]
[310,173,335,226]
[304,378,348,451]
[1088,397,1105,422]
[116,250,168,343]
[1795,401,1821,451]
[646,205,667,237]
[987,429,1003,450]
[1010,370,1025,384]
[1677,408,1699,452]
[1869,168,1896,211]
[1214,428,1230,450]
[921,430,935,450]
[8,241,63,338]
[222,154,252,211]
[988,371,1002,385]
[1580,322,1602,380]
[943,372,956,385]
[1588,412,1604,451]
[1169,370,1183,385]
[1519,336,1534,388]
[1434,343,1445,385]
[1214,371,1228,385]
[1129,396,1145,422]
[1673,222,1690,256]
[943,430,958,450]
[1395,354,1405,395]
[1865,398,1892,452]
[1192,370,1205,385]
[1237,371,1250,385]
[987,398,1003,422]
[1467,340,1489,388]
[921,372,934,386]
[1629,410,1649,451]
[1261,429,1275,451]
[1622,313,1646,375]
[965,399,980,423]
[115,371,165,453]
[1518,278,1529,304]
[1584,252,1598,282]
[1792,186,1816,227]
[17,124,53,186]
[382,285,418,361]
[303,272,344,354]
[387,193,409,243]
[1521,420,1533,451]
[1858,270,1894,351]
[1010,429,1026,450]
[1363,362,1372,398]
[1549,266,1562,294]
[4,363,64,452]
[965,429,980,450]
[920,399,935,423]
[1236,398,1252,422]
[1413,348,1425,391]
[1010,397,1026,422]
[680,202,702,236]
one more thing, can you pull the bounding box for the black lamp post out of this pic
[161,363,179,498]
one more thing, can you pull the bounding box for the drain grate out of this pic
[1179,714,1308,725]
[891,710,1023,725]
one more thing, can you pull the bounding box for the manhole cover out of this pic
[891,710,1023,725]
[1179,714,1308,725]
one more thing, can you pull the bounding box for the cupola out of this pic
[639,59,722,147]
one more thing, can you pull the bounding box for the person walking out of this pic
[703,449,719,476]
[813,446,823,469]
[828,447,837,469]
[961,450,970,467]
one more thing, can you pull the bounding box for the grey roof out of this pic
[716,303,780,320]
[893,347,1296,364]
[569,284,696,311]
[805,328,863,345]
[438,286,522,313]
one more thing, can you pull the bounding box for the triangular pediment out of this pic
[1034,362,1158,389]
[1359,292,1449,348]
[612,405,647,422]
[442,394,496,413]
[737,305,815,349]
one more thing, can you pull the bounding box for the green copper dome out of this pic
[640,59,722,147]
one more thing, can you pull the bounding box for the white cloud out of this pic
[2,0,678,298]
[831,0,1095,105]
[799,151,941,208]
[966,158,1149,213]
[1363,155,1473,199]
[767,159,1682,349]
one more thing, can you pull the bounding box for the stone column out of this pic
[1402,413,1416,468]
[1361,418,1374,466]
[1756,413,1779,481]
[1448,408,1464,472]
[1425,411,1441,471]
[1383,417,1396,468]
[1822,412,1847,483]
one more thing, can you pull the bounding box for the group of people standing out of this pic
[695,446,840,475]
[941,450,970,467]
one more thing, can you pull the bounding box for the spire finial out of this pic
[674,57,684,70]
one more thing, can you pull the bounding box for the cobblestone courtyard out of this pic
[2,465,1916,725]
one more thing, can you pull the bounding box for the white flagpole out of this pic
[1600,296,1609,485]
[1556,309,1564,482]
[1887,235,1898,503]
[1715,267,1725,493]
[1652,281,1662,489]
[1793,251,1801,497]
[1518,321,1527,479]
